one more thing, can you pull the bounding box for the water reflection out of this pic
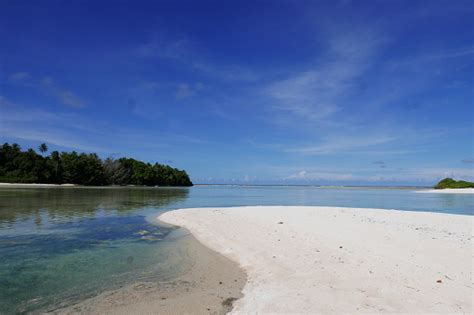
[0,187,190,314]
[0,187,189,227]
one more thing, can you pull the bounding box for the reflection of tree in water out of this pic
[0,187,189,226]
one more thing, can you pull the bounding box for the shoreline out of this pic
[0,183,192,189]
[160,206,473,313]
[3,182,472,193]
[0,182,77,187]
[415,188,474,194]
[52,230,246,314]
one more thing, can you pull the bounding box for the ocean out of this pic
[0,185,471,313]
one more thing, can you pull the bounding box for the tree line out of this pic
[0,143,193,186]
[434,177,474,189]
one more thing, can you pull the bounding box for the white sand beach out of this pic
[0,182,76,187]
[416,188,474,194]
[160,206,473,314]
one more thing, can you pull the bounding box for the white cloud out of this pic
[388,46,474,69]
[7,73,86,108]
[136,38,193,60]
[264,30,381,124]
[57,90,85,108]
[40,77,86,108]
[9,72,31,81]
[136,36,259,81]
[286,170,355,181]
[192,62,259,81]
[0,99,107,151]
[0,97,210,156]
[405,168,474,182]
[176,82,204,100]
[287,134,396,155]
[243,174,257,182]
[283,167,474,184]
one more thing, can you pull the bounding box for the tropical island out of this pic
[434,177,474,189]
[0,143,192,186]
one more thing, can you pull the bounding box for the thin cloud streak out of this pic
[264,29,381,124]
[287,135,397,155]
[176,82,204,100]
[284,167,474,183]
[7,72,86,108]
[0,98,210,156]
[388,46,474,69]
[8,72,32,81]
[40,77,86,108]
[136,36,260,82]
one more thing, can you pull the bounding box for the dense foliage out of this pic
[0,143,192,186]
[434,177,474,189]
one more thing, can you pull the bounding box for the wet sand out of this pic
[52,230,246,315]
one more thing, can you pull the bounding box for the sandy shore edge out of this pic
[52,229,246,315]
[0,182,77,187]
[416,188,474,194]
[160,206,473,314]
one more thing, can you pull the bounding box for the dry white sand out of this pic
[160,206,473,314]
[0,182,76,187]
[416,188,474,194]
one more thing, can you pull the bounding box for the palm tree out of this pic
[39,143,48,155]
[12,143,21,152]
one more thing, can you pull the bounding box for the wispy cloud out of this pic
[372,161,387,168]
[286,170,355,181]
[461,159,474,164]
[287,134,396,155]
[136,36,259,82]
[388,46,474,69]
[0,97,210,156]
[9,72,32,81]
[39,77,86,108]
[400,168,474,182]
[7,72,86,108]
[0,97,107,151]
[176,82,204,100]
[192,62,260,81]
[136,38,193,60]
[283,166,474,184]
[264,29,381,124]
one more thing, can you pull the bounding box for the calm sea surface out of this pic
[0,185,472,314]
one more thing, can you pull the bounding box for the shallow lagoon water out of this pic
[0,185,472,313]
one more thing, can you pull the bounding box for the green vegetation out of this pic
[434,178,474,189]
[0,143,192,186]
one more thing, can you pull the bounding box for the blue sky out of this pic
[1,0,473,185]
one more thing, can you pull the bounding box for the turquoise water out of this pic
[0,186,472,314]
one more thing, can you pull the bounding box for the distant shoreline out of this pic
[2,183,473,193]
[0,182,77,187]
[0,183,190,188]
[415,188,474,194]
[194,184,431,189]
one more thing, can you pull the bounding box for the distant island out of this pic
[434,178,474,189]
[0,143,192,186]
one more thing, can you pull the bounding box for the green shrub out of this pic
[434,177,474,189]
[0,143,193,187]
